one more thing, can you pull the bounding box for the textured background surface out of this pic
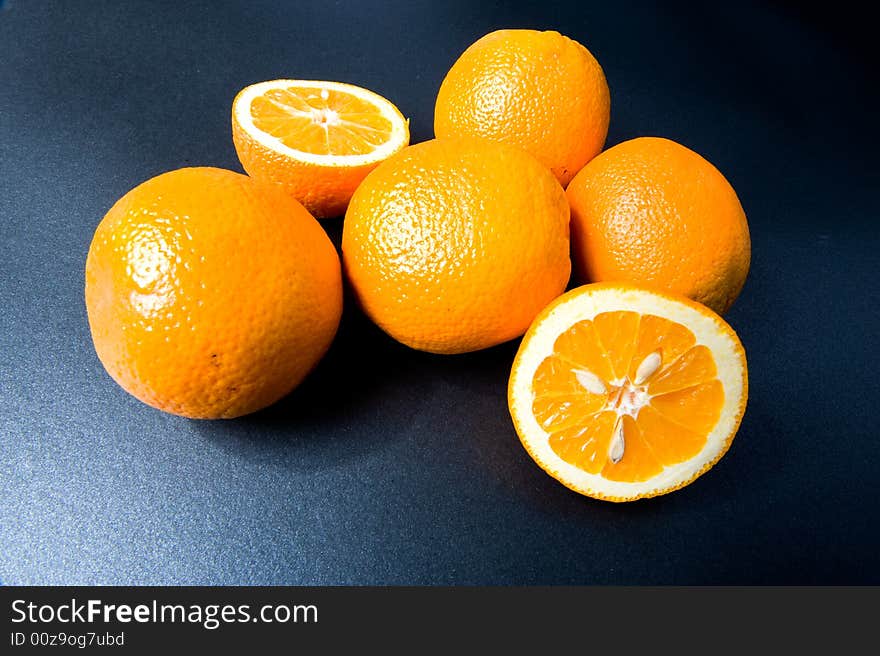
[1,0,877,584]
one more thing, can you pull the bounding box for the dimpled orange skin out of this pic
[342,138,571,354]
[85,167,343,419]
[566,137,751,314]
[434,29,610,186]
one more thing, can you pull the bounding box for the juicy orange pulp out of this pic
[250,86,395,156]
[531,311,724,482]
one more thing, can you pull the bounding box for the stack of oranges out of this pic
[86,29,750,501]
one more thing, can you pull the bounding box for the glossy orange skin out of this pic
[566,137,750,314]
[85,167,342,419]
[434,29,610,186]
[342,138,571,354]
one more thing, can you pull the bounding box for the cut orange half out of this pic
[232,79,410,218]
[508,282,748,502]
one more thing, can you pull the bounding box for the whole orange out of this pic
[342,138,571,354]
[85,167,342,419]
[566,137,750,314]
[434,29,610,186]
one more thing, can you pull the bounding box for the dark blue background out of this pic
[1,0,877,584]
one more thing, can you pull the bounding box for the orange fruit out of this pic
[434,29,610,186]
[342,137,571,354]
[566,137,750,314]
[85,167,342,419]
[508,282,748,502]
[232,79,410,219]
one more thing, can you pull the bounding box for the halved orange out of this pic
[508,282,748,502]
[232,79,410,218]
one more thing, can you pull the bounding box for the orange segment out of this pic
[634,405,707,466]
[532,355,607,432]
[549,411,617,474]
[509,282,748,502]
[626,313,696,382]
[600,416,663,483]
[650,380,724,435]
[649,345,717,395]
[551,319,615,382]
[533,394,596,433]
[592,310,640,379]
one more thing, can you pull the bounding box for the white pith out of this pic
[233,79,409,167]
[510,287,746,499]
[579,351,660,463]
[603,376,651,420]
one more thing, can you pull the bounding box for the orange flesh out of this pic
[531,311,723,482]
[250,87,393,156]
